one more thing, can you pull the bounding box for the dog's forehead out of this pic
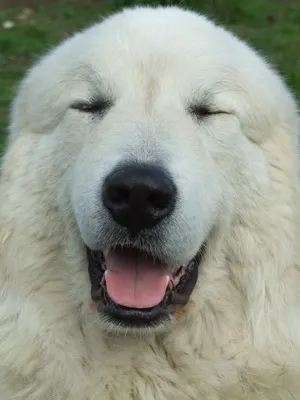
[66,11,233,99]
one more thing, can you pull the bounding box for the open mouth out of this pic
[87,243,206,328]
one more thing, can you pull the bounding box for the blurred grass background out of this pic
[0,0,300,151]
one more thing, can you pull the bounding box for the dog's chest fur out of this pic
[5,326,298,400]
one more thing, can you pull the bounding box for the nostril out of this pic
[106,185,130,209]
[147,190,171,211]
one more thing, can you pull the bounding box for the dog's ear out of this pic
[222,54,300,310]
[226,54,299,147]
[239,69,299,180]
[7,56,72,148]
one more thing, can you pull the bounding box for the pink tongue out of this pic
[104,251,169,309]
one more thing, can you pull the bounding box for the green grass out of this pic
[1,0,300,151]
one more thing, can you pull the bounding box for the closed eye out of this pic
[188,104,229,119]
[70,97,112,114]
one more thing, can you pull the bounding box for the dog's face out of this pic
[10,7,271,334]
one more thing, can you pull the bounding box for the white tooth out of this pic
[166,276,170,287]
[101,270,109,284]
[103,249,109,258]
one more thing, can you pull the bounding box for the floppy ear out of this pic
[217,35,299,147]
[0,60,66,269]
[225,65,300,328]
[7,51,73,149]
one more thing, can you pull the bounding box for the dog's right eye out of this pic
[70,98,111,114]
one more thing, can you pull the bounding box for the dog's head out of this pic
[5,7,298,335]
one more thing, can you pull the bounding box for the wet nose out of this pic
[102,164,177,233]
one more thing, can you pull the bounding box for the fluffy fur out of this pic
[0,6,300,399]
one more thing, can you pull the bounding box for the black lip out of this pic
[87,242,206,328]
[98,301,171,328]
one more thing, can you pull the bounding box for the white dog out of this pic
[0,6,299,399]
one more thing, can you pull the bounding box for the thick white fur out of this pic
[0,6,300,399]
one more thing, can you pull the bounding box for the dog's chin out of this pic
[86,241,207,334]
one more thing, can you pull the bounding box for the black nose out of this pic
[102,163,177,233]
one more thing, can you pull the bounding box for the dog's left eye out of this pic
[70,98,111,114]
[189,104,226,119]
